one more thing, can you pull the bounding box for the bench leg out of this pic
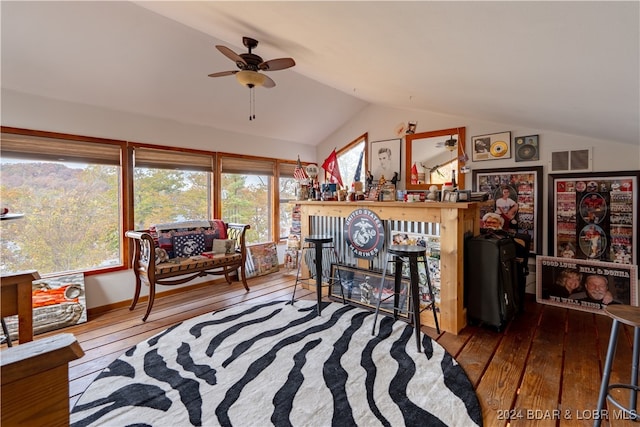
[223,271,233,284]
[239,266,250,291]
[142,283,156,322]
[130,274,142,311]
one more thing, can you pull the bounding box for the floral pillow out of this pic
[212,239,236,254]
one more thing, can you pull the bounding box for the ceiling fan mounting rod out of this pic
[243,36,259,53]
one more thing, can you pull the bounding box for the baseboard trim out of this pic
[86,277,229,317]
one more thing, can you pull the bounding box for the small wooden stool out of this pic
[371,245,440,352]
[594,305,640,427]
[291,235,334,316]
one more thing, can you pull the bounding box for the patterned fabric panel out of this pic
[155,253,241,275]
[149,220,228,257]
[203,220,228,249]
[153,220,211,231]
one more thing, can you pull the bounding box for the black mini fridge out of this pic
[465,232,521,331]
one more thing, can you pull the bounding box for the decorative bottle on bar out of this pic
[451,170,457,189]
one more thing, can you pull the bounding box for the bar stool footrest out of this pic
[606,384,640,420]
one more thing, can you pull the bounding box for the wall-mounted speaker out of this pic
[550,148,592,172]
[514,135,539,162]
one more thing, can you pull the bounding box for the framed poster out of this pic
[2,272,87,341]
[246,242,279,277]
[370,138,401,184]
[549,171,639,264]
[472,166,543,254]
[514,135,539,162]
[536,256,638,314]
[328,263,409,317]
[471,131,511,161]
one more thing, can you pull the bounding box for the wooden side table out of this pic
[1,270,40,344]
[1,333,84,426]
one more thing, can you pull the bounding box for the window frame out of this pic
[1,126,307,277]
[130,142,215,231]
[0,126,128,277]
[218,153,277,244]
[277,160,301,241]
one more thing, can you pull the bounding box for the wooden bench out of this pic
[126,220,250,321]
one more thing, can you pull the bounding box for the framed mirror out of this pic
[405,127,466,191]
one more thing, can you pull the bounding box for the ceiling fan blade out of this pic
[259,57,295,71]
[208,70,238,78]
[215,45,247,66]
[262,74,276,88]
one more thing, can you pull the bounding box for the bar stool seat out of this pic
[290,235,335,316]
[594,304,640,427]
[371,244,440,352]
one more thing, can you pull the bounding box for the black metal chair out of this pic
[371,244,440,352]
[594,304,640,426]
[290,235,341,316]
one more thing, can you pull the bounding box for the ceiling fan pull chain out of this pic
[249,87,256,120]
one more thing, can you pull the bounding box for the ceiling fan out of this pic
[435,135,458,151]
[208,36,296,89]
[208,37,295,120]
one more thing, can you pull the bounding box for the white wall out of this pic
[1,89,317,160]
[1,89,316,310]
[317,103,640,179]
[317,103,640,290]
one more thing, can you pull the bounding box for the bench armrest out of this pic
[125,229,157,272]
[1,333,84,386]
[226,223,251,262]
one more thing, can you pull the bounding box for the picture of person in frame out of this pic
[474,138,490,154]
[543,269,584,299]
[375,147,396,181]
[570,274,619,306]
[494,186,519,231]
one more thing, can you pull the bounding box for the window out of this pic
[219,155,275,244]
[132,146,213,229]
[336,133,367,190]
[278,161,299,240]
[1,127,309,275]
[0,131,123,276]
[429,159,458,185]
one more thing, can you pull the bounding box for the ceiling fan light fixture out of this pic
[236,70,266,88]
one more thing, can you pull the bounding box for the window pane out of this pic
[429,159,458,185]
[0,159,122,275]
[337,140,365,189]
[221,173,272,244]
[279,177,297,239]
[133,168,211,229]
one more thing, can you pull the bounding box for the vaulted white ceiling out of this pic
[2,1,638,147]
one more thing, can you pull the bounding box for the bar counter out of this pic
[295,200,484,334]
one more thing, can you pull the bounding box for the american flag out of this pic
[294,156,308,181]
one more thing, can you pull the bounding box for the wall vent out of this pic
[550,148,592,172]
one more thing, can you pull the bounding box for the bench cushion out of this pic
[155,253,242,276]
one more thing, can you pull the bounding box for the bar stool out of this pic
[290,235,334,316]
[594,305,640,427]
[371,244,440,352]
[1,318,12,347]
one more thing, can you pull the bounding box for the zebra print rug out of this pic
[71,301,482,426]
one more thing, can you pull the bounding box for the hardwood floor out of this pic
[34,271,638,426]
